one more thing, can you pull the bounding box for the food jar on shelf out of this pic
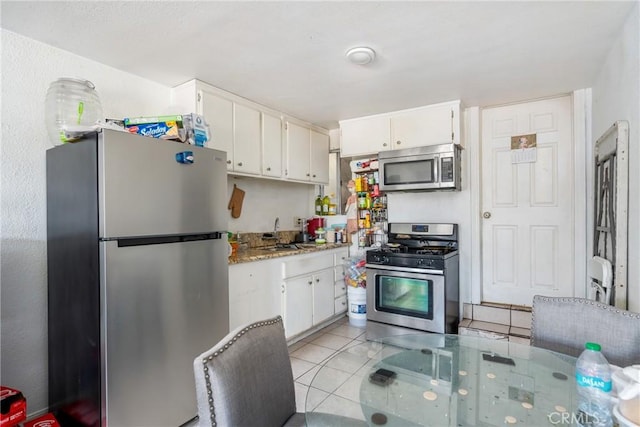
[45,77,103,145]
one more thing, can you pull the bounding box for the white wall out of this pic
[0,29,172,416]
[0,30,316,417]
[226,175,315,233]
[591,4,640,312]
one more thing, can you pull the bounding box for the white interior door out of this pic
[481,95,574,306]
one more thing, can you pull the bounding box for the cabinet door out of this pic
[310,130,329,184]
[334,295,347,314]
[283,276,313,338]
[339,116,390,157]
[233,103,261,175]
[229,260,281,330]
[312,269,335,325]
[199,90,233,170]
[262,112,283,177]
[286,122,311,181]
[391,104,453,149]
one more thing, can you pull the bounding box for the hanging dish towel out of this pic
[228,184,245,218]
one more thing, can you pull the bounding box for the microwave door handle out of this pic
[434,155,439,186]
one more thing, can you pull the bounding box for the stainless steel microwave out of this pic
[378,143,461,192]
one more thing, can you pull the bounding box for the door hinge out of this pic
[197,92,201,102]
[451,110,454,119]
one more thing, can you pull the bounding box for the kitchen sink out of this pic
[259,244,299,252]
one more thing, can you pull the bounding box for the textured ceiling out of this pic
[1,1,635,129]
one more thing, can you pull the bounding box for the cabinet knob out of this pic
[315,278,320,283]
[266,167,271,171]
[342,301,346,306]
[226,160,231,164]
[483,211,492,219]
[396,140,402,145]
[383,143,388,147]
[308,280,312,285]
[312,174,316,178]
[237,162,243,166]
[306,173,310,177]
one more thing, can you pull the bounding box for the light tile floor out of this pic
[288,316,367,414]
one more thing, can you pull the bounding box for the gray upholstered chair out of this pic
[193,316,305,427]
[531,295,640,367]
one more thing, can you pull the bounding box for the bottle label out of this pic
[576,373,612,392]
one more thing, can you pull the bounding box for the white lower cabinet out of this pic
[228,259,281,331]
[334,296,347,314]
[283,275,314,337]
[312,269,335,325]
[334,266,347,315]
[281,247,348,339]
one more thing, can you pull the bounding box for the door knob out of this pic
[483,212,491,219]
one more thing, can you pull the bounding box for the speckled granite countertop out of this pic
[228,243,349,265]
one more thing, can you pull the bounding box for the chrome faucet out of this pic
[274,217,280,235]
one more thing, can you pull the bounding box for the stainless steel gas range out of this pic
[365,223,459,334]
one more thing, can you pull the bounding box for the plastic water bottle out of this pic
[575,342,613,427]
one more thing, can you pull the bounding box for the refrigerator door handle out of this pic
[113,232,224,248]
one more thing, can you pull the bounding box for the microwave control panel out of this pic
[441,157,454,183]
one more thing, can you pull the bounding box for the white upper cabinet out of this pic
[233,103,261,175]
[286,121,311,181]
[171,79,327,184]
[391,102,457,149]
[285,121,330,184]
[199,90,234,169]
[339,115,391,158]
[310,130,329,184]
[261,112,283,178]
[339,100,462,158]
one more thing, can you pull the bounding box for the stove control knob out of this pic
[382,256,390,264]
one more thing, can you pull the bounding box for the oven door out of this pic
[366,265,446,333]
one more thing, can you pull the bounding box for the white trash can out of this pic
[347,286,367,327]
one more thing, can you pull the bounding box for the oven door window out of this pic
[375,275,434,319]
[383,158,435,186]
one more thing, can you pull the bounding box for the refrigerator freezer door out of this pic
[100,238,229,427]
[98,129,227,238]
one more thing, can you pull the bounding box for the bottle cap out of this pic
[585,342,601,351]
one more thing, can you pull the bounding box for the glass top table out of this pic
[305,334,578,426]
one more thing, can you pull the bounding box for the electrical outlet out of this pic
[294,217,303,227]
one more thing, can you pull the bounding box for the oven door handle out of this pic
[365,264,444,275]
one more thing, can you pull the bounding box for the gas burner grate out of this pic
[379,244,409,254]
[413,247,456,255]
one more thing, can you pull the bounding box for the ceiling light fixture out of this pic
[345,47,376,65]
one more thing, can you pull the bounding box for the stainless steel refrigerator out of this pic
[46,129,229,426]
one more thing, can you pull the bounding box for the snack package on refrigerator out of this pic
[0,386,27,427]
[182,113,210,147]
[123,115,185,141]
